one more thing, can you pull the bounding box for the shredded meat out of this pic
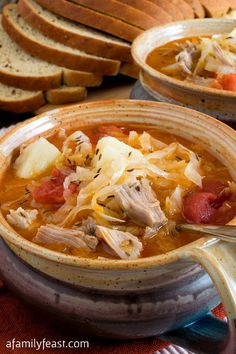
[176,41,199,75]
[33,224,98,250]
[96,225,142,259]
[7,207,38,229]
[115,179,167,237]
[81,216,97,235]
[212,43,234,67]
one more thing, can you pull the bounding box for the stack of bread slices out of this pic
[1,0,236,113]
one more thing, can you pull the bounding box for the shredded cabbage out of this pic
[161,30,236,83]
[62,131,92,165]
[8,126,211,260]
[165,185,184,216]
[57,133,203,227]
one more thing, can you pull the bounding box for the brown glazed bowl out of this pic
[132,19,236,120]
[0,100,236,353]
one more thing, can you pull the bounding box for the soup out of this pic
[0,123,235,260]
[147,29,236,92]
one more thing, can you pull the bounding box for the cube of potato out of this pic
[14,137,60,179]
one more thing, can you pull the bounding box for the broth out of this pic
[147,37,202,80]
[146,33,236,92]
[0,123,234,259]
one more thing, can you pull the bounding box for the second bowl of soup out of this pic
[132,19,236,119]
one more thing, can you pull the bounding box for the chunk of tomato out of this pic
[183,192,217,223]
[201,180,230,208]
[201,180,225,194]
[32,168,66,204]
[212,201,236,225]
[219,74,236,92]
[68,182,78,194]
[32,182,64,204]
[183,180,234,224]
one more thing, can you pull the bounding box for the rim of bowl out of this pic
[0,99,235,270]
[132,19,236,99]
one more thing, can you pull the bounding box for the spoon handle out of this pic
[176,224,236,243]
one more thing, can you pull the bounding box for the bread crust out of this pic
[46,86,87,105]
[119,62,139,79]
[0,67,62,91]
[18,0,132,62]
[228,0,236,9]
[63,69,103,87]
[116,0,173,22]
[148,0,184,20]
[2,5,121,76]
[169,0,195,19]
[199,0,230,17]
[34,0,142,42]
[0,90,44,113]
[70,0,159,28]
[184,0,205,18]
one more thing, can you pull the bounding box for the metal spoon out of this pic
[176,224,236,243]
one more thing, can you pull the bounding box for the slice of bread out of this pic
[169,0,195,18]
[69,0,159,29]
[119,62,139,79]
[116,0,174,22]
[0,82,44,113]
[148,0,184,20]
[115,0,172,23]
[34,0,142,42]
[228,0,236,9]
[18,0,131,62]
[2,5,121,76]
[185,0,205,17]
[0,13,104,91]
[0,16,63,90]
[63,69,102,87]
[0,15,104,91]
[46,86,87,105]
[199,0,230,17]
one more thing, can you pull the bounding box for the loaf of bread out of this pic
[69,0,159,29]
[115,0,172,22]
[0,15,63,90]
[147,0,184,20]
[0,11,105,93]
[3,4,121,75]
[0,0,234,114]
[18,0,131,62]
[34,0,142,41]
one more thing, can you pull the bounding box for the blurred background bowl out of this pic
[132,19,236,121]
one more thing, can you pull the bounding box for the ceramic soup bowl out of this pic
[0,100,235,353]
[132,19,236,121]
